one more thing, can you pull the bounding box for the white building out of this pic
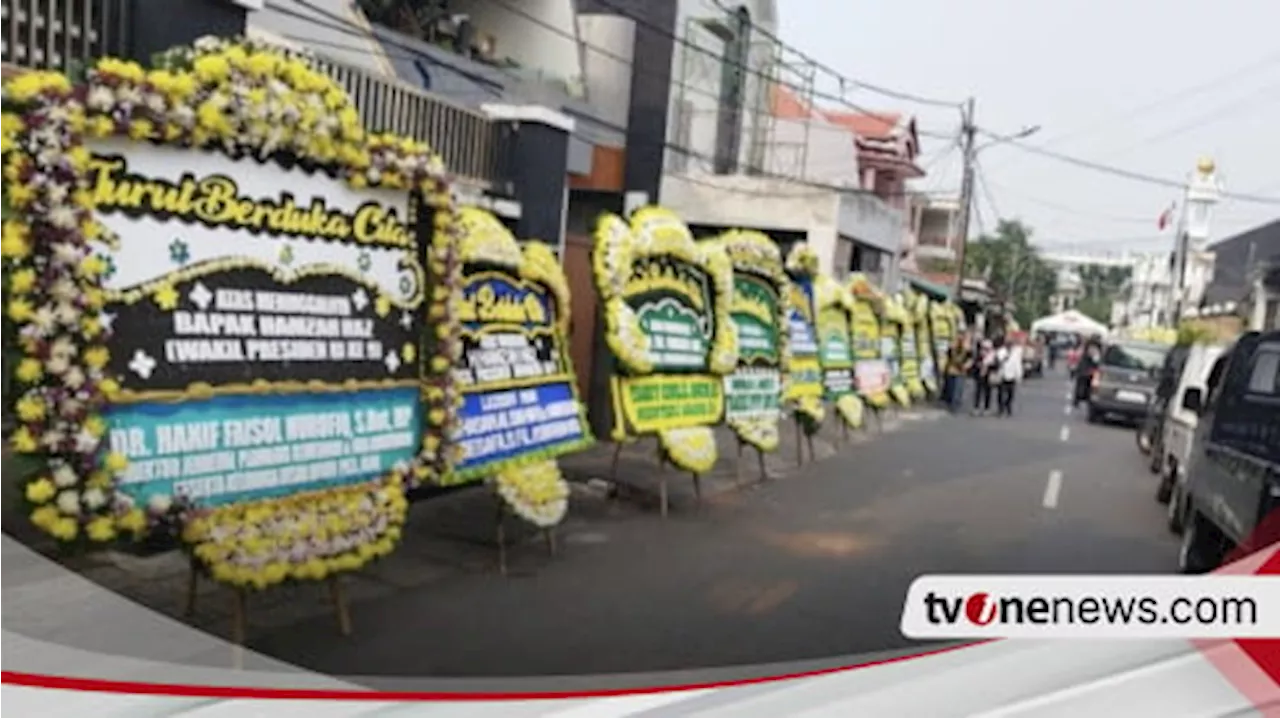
[643,0,915,288]
[1111,250,1215,329]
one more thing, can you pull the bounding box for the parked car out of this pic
[1022,339,1044,377]
[1155,342,1227,524]
[1136,343,1194,467]
[1085,340,1171,424]
[1174,330,1280,573]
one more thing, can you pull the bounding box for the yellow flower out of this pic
[25,478,56,504]
[15,394,45,422]
[104,451,129,473]
[9,268,36,294]
[192,55,231,82]
[83,415,107,438]
[83,346,110,370]
[428,408,446,426]
[10,424,35,453]
[128,119,155,140]
[88,115,114,138]
[5,71,70,101]
[31,505,59,530]
[99,377,121,398]
[430,356,449,373]
[117,508,147,535]
[7,183,34,208]
[401,343,416,363]
[86,470,111,488]
[7,298,34,323]
[1,220,31,257]
[67,145,92,171]
[86,516,116,542]
[375,295,391,317]
[153,284,178,310]
[78,254,108,278]
[49,517,78,541]
[15,358,42,383]
[83,287,106,310]
[96,57,145,83]
[81,316,103,339]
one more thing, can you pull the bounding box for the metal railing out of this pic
[311,54,508,191]
[2,0,129,75]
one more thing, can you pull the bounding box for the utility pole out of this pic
[1169,202,1189,326]
[952,97,978,299]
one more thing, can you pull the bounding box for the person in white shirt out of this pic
[995,335,1025,417]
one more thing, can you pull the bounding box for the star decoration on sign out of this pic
[168,238,190,265]
[400,311,413,329]
[351,288,369,312]
[384,349,401,374]
[188,282,213,311]
[98,311,116,333]
[128,349,157,379]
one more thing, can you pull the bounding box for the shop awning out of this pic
[905,275,952,301]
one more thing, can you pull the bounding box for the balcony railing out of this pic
[2,0,129,75]
[310,54,509,192]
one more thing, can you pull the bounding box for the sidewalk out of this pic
[16,404,941,648]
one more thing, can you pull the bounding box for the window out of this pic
[1102,343,1169,371]
[1246,350,1280,396]
[1204,355,1228,410]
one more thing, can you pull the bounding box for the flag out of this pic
[1157,203,1176,231]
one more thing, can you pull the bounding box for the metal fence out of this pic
[311,54,508,191]
[2,0,129,75]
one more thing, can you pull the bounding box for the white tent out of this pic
[1030,309,1108,337]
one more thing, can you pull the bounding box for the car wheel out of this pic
[1178,512,1218,574]
[1155,459,1173,504]
[1148,443,1163,474]
[1086,405,1100,424]
[1167,481,1185,534]
[1137,428,1153,454]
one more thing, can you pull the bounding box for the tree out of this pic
[962,219,1058,327]
[1076,296,1112,324]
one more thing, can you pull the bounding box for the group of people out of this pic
[941,333,1027,417]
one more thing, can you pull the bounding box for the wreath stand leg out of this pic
[735,440,745,488]
[691,472,702,509]
[794,421,804,467]
[757,447,768,481]
[327,576,352,637]
[544,528,557,557]
[494,493,509,577]
[608,440,624,484]
[806,432,816,464]
[231,587,248,647]
[840,419,850,445]
[656,450,670,519]
[184,557,199,619]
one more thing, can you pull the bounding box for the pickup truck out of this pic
[1175,330,1280,573]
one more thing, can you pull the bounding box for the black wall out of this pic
[578,0,678,202]
[127,0,246,63]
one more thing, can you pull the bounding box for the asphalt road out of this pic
[248,368,1181,678]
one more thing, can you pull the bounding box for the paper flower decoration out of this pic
[494,460,571,528]
[657,426,719,475]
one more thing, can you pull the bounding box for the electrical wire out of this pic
[986,131,1280,205]
[978,177,1160,226]
[1106,80,1280,160]
[267,2,959,202]
[974,158,1003,222]
[706,0,964,109]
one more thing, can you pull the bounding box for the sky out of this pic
[777,0,1280,255]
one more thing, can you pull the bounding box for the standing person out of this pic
[1073,336,1102,408]
[943,337,972,414]
[971,338,996,416]
[996,334,1025,416]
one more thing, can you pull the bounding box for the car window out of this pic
[1204,355,1228,410]
[1247,349,1280,395]
[1103,343,1168,371]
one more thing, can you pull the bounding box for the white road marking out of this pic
[1043,470,1063,509]
[1059,425,1070,442]
[1063,404,1073,415]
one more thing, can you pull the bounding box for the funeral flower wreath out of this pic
[782,243,825,433]
[453,207,590,521]
[592,207,736,474]
[707,229,792,453]
[1,36,463,588]
[813,273,865,430]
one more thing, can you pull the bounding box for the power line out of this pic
[272,2,960,202]
[586,0,962,133]
[1106,80,1280,160]
[980,177,1159,226]
[1002,48,1280,153]
[707,0,963,109]
[986,131,1280,205]
[974,158,1003,222]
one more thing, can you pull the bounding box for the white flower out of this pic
[56,490,81,516]
[147,494,172,514]
[52,463,79,488]
[30,306,57,336]
[116,85,142,107]
[54,301,81,326]
[82,488,108,511]
[45,353,70,376]
[172,104,196,127]
[62,366,86,390]
[49,278,78,302]
[144,92,167,114]
[51,242,82,266]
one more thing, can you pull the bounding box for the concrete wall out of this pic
[249,0,392,75]
[578,15,635,132]
[448,0,583,88]
[660,173,841,274]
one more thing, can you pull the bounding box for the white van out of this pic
[1155,342,1226,530]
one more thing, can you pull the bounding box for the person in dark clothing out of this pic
[1073,336,1102,407]
[971,338,997,415]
